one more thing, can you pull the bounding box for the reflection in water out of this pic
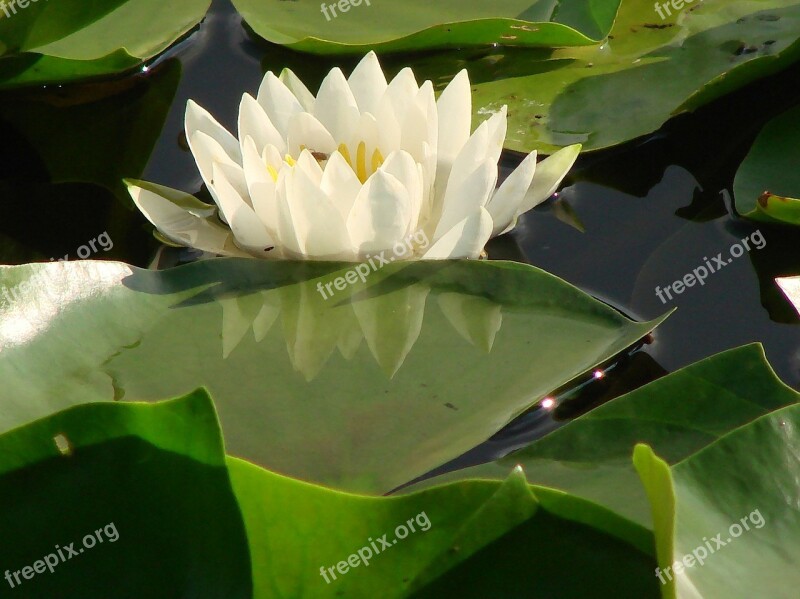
[219,267,503,380]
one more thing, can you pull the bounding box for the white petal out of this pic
[400,81,438,165]
[486,151,537,236]
[242,136,279,237]
[375,67,417,152]
[380,151,423,232]
[212,162,275,254]
[321,151,362,220]
[189,130,243,202]
[238,93,286,156]
[347,170,412,255]
[126,180,245,256]
[519,144,581,213]
[314,67,360,143]
[185,100,242,166]
[286,112,337,157]
[257,71,304,139]
[347,51,388,115]
[436,69,471,165]
[280,167,354,259]
[434,158,497,242]
[279,68,316,112]
[423,207,493,259]
[295,148,324,186]
[484,106,507,166]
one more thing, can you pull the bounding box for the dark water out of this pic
[0,0,798,477]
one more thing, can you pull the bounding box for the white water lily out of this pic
[126,52,580,261]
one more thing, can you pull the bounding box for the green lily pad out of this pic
[232,0,623,55]
[0,0,210,88]
[634,401,800,598]
[230,457,659,598]
[734,103,800,225]
[462,0,800,153]
[0,389,252,597]
[0,258,667,494]
[408,344,800,528]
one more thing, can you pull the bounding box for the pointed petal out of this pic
[519,144,581,213]
[347,170,412,255]
[185,100,241,166]
[314,67,360,143]
[380,150,423,231]
[423,207,493,259]
[486,151,538,236]
[436,69,471,165]
[280,167,354,259]
[434,158,497,242]
[279,68,316,112]
[238,93,286,156]
[256,71,304,139]
[286,112,337,158]
[242,136,279,237]
[212,162,275,255]
[347,51,387,115]
[188,130,244,205]
[321,151,362,220]
[125,179,246,257]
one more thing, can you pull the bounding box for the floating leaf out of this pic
[232,0,623,54]
[0,0,210,88]
[0,389,252,597]
[0,258,666,494]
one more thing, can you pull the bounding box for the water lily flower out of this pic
[126,52,580,261]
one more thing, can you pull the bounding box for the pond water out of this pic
[1,0,798,481]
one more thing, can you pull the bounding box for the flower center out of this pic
[338,142,384,184]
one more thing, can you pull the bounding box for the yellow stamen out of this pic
[284,154,296,166]
[267,165,278,182]
[371,148,384,173]
[338,143,352,167]
[356,141,367,183]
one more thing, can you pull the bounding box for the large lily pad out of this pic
[0,258,666,494]
[461,0,800,153]
[0,0,209,88]
[408,344,800,528]
[734,103,800,225]
[232,0,622,54]
[0,389,252,598]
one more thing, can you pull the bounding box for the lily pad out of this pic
[734,103,800,225]
[0,0,210,88]
[408,344,800,528]
[0,258,666,494]
[462,0,800,153]
[230,457,658,598]
[232,0,623,55]
[0,389,252,597]
[635,402,800,598]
